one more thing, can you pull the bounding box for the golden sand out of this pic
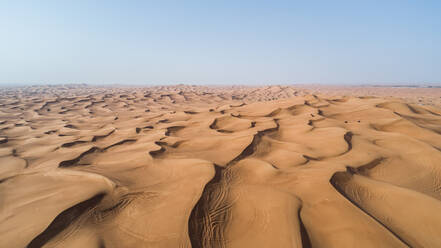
[1,85,441,247]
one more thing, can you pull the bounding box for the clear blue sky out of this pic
[1,0,440,85]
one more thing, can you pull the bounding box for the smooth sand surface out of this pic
[1,84,441,248]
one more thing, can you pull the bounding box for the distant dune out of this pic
[1,84,441,248]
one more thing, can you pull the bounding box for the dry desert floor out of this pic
[1,85,441,248]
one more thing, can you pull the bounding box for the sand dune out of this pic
[1,84,441,247]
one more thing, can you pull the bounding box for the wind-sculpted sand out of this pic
[1,84,441,248]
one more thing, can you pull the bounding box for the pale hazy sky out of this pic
[1,0,440,86]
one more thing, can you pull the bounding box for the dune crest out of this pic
[1,85,441,248]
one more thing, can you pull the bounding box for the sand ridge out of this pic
[1,85,441,248]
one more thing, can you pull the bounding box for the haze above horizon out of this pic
[1,1,440,86]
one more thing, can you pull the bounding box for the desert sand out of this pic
[1,84,441,248]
